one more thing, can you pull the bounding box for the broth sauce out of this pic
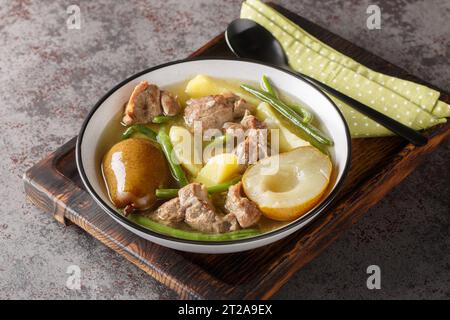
[97,78,330,235]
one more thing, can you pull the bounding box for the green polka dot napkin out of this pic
[241,0,450,137]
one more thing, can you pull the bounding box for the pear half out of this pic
[242,146,332,221]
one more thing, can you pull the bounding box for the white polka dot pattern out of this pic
[241,0,449,137]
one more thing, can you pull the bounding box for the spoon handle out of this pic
[292,71,428,146]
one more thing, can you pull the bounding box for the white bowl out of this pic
[76,58,351,254]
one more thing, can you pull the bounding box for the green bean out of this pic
[289,104,313,123]
[206,176,242,194]
[129,214,260,241]
[262,76,313,124]
[155,176,242,199]
[155,188,179,199]
[122,124,157,142]
[240,84,333,146]
[152,115,176,124]
[156,130,189,187]
[261,74,278,98]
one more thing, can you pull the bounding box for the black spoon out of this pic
[225,18,427,146]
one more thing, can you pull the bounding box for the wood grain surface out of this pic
[23,4,449,300]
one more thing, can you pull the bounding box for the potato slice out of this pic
[169,126,202,177]
[242,146,332,221]
[256,102,309,152]
[196,153,240,187]
[185,74,260,105]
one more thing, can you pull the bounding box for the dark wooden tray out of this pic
[23,4,449,299]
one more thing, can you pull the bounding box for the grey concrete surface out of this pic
[0,0,448,299]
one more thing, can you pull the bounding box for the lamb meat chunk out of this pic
[221,92,255,117]
[122,81,161,125]
[184,93,255,131]
[229,111,269,165]
[240,110,266,129]
[122,81,180,125]
[223,121,244,132]
[221,91,239,102]
[184,95,234,131]
[225,182,261,228]
[222,122,245,147]
[150,183,238,233]
[235,129,270,165]
[150,183,260,233]
[160,90,181,116]
[178,183,239,233]
[234,98,255,118]
[223,110,266,135]
[153,197,184,224]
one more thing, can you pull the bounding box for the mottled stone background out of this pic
[0,0,448,299]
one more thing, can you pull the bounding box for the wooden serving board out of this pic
[23,4,449,300]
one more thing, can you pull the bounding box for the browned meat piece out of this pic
[222,91,255,117]
[184,93,255,131]
[222,123,245,150]
[160,90,180,116]
[179,183,239,233]
[153,197,184,224]
[221,91,239,102]
[234,98,255,118]
[226,110,269,165]
[240,110,266,129]
[235,134,252,165]
[122,81,161,125]
[122,81,180,125]
[235,129,269,165]
[150,183,240,233]
[184,95,234,131]
[223,110,266,135]
[225,182,261,228]
[223,121,244,132]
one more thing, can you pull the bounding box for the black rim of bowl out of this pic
[76,57,352,247]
